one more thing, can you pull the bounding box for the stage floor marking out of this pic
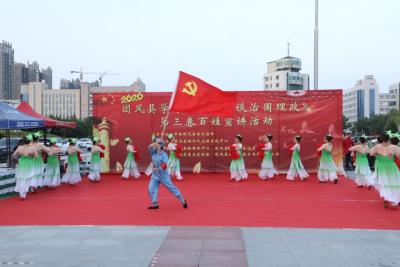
[150,226,248,267]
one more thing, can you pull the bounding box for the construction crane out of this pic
[70,67,119,86]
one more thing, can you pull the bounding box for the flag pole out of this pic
[161,77,178,138]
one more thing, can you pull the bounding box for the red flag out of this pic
[170,71,237,117]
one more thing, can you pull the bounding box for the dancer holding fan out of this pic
[286,135,309,181]
[43,138,62,188]
[317,134,339,184]
[258,134,278,180]
[349,136,373,188]
[13,135,38,200]
[230,134,248,182]
[166,134,183,180]
[121,137,141,180]
[88,137,105,182]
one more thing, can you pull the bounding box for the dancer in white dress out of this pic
[121,137,141,179]
[258,134,278,179]
[13,135,38,200]
[349,136,373,188]
[166,135,183,180]
[317,135,339,184]
[61,139,82,185]
[88,137,105,182]
[230,134,248,181]
[43,138,62,188]
[287,135,309,181]
[29,131,50,191]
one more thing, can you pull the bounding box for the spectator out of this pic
[343,132,354,170]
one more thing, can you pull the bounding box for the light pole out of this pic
[314,0,319,90]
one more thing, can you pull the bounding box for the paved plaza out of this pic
[1,226,400,267]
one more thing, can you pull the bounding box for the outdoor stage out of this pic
[1,173,399,229]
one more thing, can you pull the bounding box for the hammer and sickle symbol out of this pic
[182,81,198,96]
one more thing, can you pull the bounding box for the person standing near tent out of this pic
[88,137,105,182]
[166,134,183,181]
[370,133,400,209]
[287,135,309,181]
[13,135,38,200]
[121,137,141,180]
[349,136,373,188]
[317,134,339,184]
[30,131,50,192]
[258,134,278,180]
[61,138,82,185]
[147,136,187,209]
[343,132,354,171]
[229,134,248,182]
[43,138,62,188]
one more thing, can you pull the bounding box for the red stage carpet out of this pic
[1,174,399,229]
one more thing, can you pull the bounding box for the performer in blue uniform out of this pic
[147,136,188,209]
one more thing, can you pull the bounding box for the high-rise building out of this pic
[60,78,81,89]
[343,75,379,123]
[388,82,400,110]
[0,41,15,99]
[13,63,28,100]
[378,92,396,115]
[14,61,52,99]
[263,55,309,90]
[41,67,52,88]
[27,61,40,82]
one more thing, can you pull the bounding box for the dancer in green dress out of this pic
[43,138,62,188]
[258,134,278,179]
[349,136,373,188]
[88,137,105,182]
[317,134,338,184]
[166,134,183,181]
[61,138,82,185]
[230,134,248,181]
[287,135,309,181]
[121,137,140,179]
[30,131,50,191]
[370,133,400,209]
[13,135,38,200]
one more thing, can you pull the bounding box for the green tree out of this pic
[352,109,399,135]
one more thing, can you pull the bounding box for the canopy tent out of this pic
[0,101,45,168]
[17,102,76,128]
[0,101,44,129]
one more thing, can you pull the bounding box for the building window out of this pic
[266,77,269,81]
[276,75,279,80]
[357,90,365,119]
[369,89,375,116]
[276,83,279,88]
[265,85,268,89]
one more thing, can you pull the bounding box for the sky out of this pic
[1,0,399,92]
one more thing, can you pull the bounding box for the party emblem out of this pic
[182,81,198,96]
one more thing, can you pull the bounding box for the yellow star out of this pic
[101,96,108,103]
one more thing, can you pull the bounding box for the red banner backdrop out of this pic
[92,90,343,173]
